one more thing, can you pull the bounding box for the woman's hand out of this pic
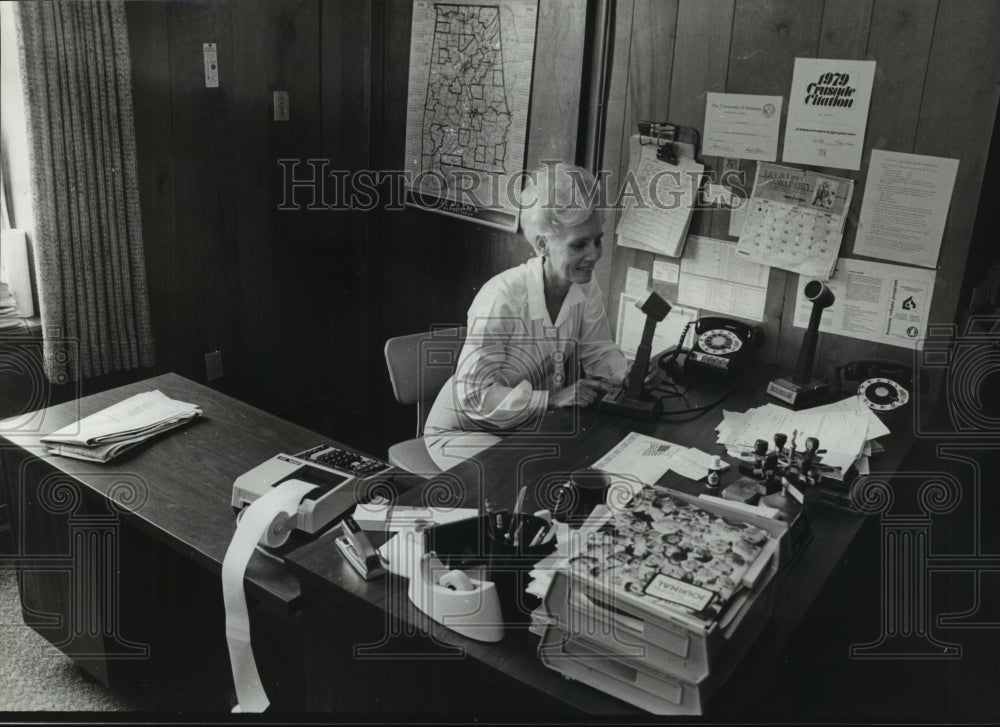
[548,378,609,409]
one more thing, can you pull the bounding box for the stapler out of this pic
[333,516,385,580]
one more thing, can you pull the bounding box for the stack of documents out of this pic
[0,282,24,329]
[533,488,784,715]
[42,390,202,462]
[592,432,726,483]
[715,396,890,477]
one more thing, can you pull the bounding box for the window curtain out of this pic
[15,0,153,382]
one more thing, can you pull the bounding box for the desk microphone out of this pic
[767,280,835,409]
[600,289,671,420]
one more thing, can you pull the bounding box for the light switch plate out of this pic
[205,350,224,381]
[273,91,289,121]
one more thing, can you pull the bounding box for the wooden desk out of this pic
[0,372,365,704]
[285,368,915,715]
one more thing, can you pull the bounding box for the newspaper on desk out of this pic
[41,390,202,462]
[714,395,890,477]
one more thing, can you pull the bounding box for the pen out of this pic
[511,521,524,547]
[528,522,548,547]
[510,485,528,528]
[512,485,527,518]
[485,497,505,537]
[504,485,528,543]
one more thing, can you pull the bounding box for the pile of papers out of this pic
[0,282,25,330]
[42,390,202,462]
[715,395,890,477]
[592,432,727,484]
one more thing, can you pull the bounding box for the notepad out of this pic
[616,139,704,258]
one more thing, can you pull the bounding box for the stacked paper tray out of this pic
[540,624,712,715]
[538,490,786,714]
[542,560,779,685]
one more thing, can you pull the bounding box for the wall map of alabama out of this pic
[422,4,511,175]
[405,0,537,231]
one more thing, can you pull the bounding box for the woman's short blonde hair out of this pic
[518,162,600,251]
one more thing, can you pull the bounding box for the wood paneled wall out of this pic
[126,0,373,427]
[373,0,589,448]
[126,0,591,451]
[603,0,1000,381]
[123,0,999,456]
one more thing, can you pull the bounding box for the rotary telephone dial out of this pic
[685,316,764,373]
[839,359,925,412]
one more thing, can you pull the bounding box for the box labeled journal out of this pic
[565,487,783,626]
[539,487,785,696]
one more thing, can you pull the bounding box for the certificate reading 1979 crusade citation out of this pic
[782,58,876,171]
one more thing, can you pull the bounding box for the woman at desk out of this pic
[425,162,655,435]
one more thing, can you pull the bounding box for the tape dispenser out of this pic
[407,550,504,643]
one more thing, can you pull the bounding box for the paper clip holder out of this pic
[333,516,385,580]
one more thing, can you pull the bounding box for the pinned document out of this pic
[736,163,853,279]
[783,58,876,170]
[617,137,704,258]
[852,150,958,269]
[703,93,782,162]
[792,258,936,350]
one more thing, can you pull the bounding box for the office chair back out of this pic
[384,326,466,437]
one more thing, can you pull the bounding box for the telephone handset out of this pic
[687,317,764,373]
[840,359,923,411]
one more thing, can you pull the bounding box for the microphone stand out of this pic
[601,290,671,420]
[767,280,835,409]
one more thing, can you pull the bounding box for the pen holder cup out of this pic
[425,514,557,624]
[550,469,611,524]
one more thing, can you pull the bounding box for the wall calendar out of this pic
[735,163,854,280]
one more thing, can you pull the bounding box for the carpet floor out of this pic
[0,567,142,712]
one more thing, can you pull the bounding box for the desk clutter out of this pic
[345,464,786,716]
[220,398,880,715]
[715,395,890,508]
[41,390,202,462]
[532,488,784,715]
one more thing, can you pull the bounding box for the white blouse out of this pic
[424,256,628,434]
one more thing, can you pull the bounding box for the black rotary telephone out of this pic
[686,317,764,373]
[839,359,924,411]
